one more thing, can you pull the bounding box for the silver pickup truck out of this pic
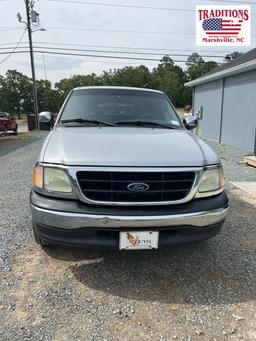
[30,86,229,250]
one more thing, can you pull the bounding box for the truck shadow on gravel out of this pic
[0,133,42,157]
[45,191,256,306]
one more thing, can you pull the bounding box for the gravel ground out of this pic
[204,138,256,185]
[0,133,255,341]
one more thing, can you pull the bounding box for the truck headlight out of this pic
[33,165,72,193]
[44,168,72,192]
[195,166,224,198]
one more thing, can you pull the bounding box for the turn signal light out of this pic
[33,165,43,188]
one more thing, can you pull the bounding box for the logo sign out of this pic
[196,5,251,46]
[127,183,149,192]
[126,233,140,246]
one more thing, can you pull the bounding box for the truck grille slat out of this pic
[84,188,191,193]
[79,179,193,183]
[77,171,196,203]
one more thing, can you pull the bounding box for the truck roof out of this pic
[73,86,163,94]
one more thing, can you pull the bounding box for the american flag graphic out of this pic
[202,18,243,36]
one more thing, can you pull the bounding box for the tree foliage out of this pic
[0,52,228,117]
[55,74,101,103]
[185,53,219,82]
[0,70,32,118]
[152,56,184,107]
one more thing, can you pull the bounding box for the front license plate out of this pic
[119,231,159,250]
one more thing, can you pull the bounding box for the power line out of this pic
[44,27,256,39]
[0,49,188,63]
[0,42,28,46]
[0,28,23,32]
[0,29,27,65]
[46,0,256,15]
[0,45,227,59]
[0,26,20,29]
[32,42,244,54]
[0,50,156,66]
[0,50,29,55]
[33,42,233,54]
[0,41,242,55]
[32,45,226,58]
[46,26,195,36]
[45,26,256,37]
[0,46,30,50]
[32,50,189,62]
[46,0,194,12]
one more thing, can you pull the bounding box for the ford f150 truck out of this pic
[30,87,229,250]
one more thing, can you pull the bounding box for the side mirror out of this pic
[183,116,198,130]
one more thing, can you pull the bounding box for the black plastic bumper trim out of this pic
[30,190,229,217]
[34,221,224,249]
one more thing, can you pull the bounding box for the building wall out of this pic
[193,80,223,140]
[221,70,256,150]
[193,70,256,150]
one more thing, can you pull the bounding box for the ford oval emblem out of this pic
[127,183,149,192]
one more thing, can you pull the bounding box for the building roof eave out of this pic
[185,59,256,87]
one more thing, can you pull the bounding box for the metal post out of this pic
[25,0,39,130]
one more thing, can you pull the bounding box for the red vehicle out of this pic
[0,112,18,134]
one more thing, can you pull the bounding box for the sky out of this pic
[0,0,255,84]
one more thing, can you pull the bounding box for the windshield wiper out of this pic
[115,120,176,129]
[60,118,116,127]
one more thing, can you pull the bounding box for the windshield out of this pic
[59,88,181,128]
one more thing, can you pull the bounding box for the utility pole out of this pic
[25,0,39,130]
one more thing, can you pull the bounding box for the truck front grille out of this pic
[77,171,196,203]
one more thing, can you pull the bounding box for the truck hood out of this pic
[41,127,219,167]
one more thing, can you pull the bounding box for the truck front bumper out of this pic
[30,190,229,248]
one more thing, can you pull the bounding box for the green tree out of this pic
[182,87,192,107]
[55,73,101,103]
[109,65,154,88]
[185,53,219,82]
[0,70,63,117]
[0,70,32,118]
[36,79,61,113]
[100,69,115,85]
[152,55,185,107]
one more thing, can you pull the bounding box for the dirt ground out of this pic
[0,134,255,340]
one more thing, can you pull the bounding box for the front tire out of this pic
[32,224,50,247]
